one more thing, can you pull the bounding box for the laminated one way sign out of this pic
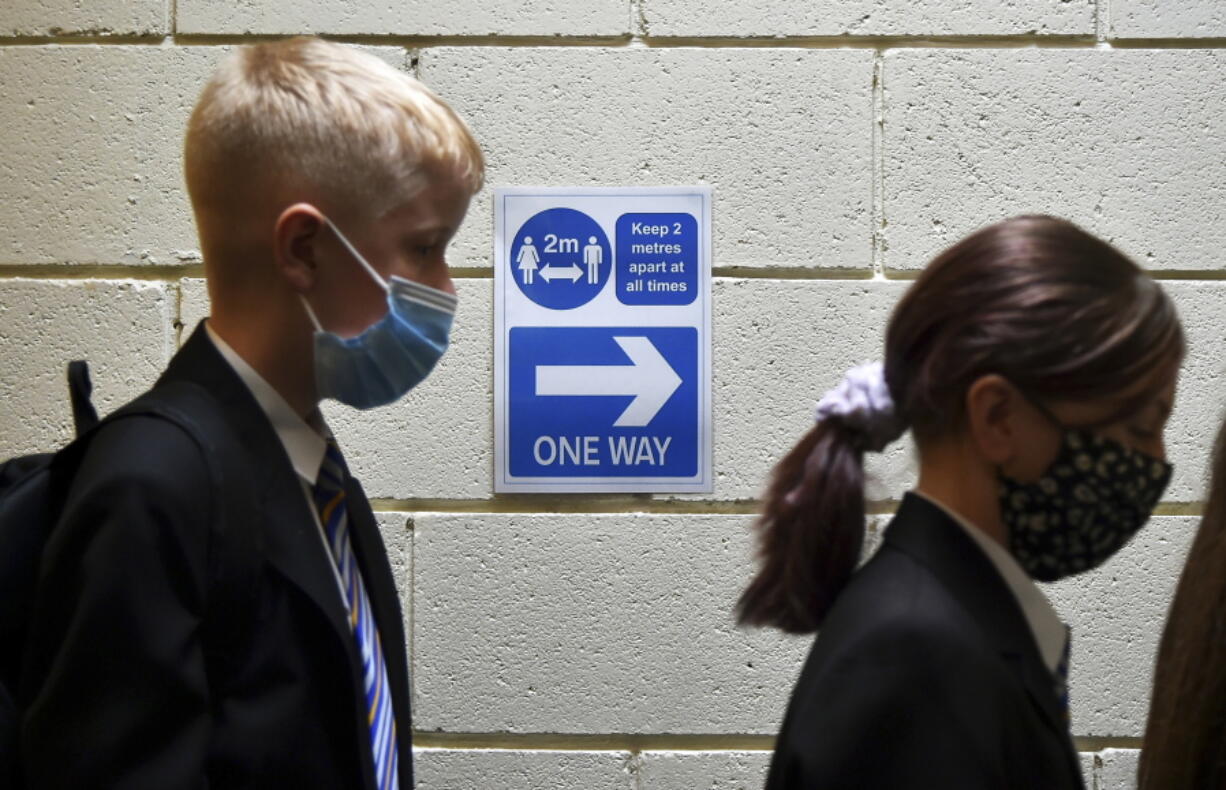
[494,186,713,493]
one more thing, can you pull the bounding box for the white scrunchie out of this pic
[814,361,906,452]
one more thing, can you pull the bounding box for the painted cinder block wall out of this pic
[2,2,1224,788]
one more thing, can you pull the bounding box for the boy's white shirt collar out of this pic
[204,321,329,485]
[911,490,1068,675]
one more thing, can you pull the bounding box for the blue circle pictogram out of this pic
[510,208,612,310]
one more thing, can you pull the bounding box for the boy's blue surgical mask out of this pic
[299,217,457,410]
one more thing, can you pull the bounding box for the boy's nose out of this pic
[424,257,456,296]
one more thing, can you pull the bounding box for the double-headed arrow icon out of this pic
[535,336,682,427]
[539,263,583,283]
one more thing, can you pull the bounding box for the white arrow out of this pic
[539,263,582,283]
[535,336,683,427]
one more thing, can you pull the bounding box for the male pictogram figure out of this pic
[583,236,602,284]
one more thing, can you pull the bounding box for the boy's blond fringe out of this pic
[184,37,485,219]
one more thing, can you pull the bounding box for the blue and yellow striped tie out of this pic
[313,441,399,790]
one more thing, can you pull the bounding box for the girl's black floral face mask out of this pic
[1000,429,1172,582]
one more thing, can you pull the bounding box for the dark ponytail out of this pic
[738,215,1185,634]
[735,418,869,634]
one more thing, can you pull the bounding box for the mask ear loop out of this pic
[299,294,325,332]
[997,385,1067,488]
[323,216,391,295]
[299,214,391,334]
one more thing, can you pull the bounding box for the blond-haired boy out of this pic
[20,38,483,789]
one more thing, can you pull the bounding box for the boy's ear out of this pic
[274,203,327,292]
[964,374,1022,466]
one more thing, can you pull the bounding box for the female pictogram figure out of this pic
[517,236,541,284]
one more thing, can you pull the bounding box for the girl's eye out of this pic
[1129,426,1158,442]
[416,245,437,256]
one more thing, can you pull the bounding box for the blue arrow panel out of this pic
[509,327,698,478]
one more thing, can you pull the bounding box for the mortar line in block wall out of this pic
[172,33,637,48]
[369,497,764,515]
[634,34,1105,50]
[370,498,1203,517]
[0,34,171,46]
[411,731,777,751]
[1,32,1225,49]
[0,265,205,280]
[629,751,644,790]
[1096,0,1108,43]
[7,32,1226,50]
[881,268,1226,282]
[708,267,877,280]
[409,731,1143,753]
[871,50,885,278]
[630,0,650,40]
[173,279,185,347]
[1074,736,1145,751]
[1108,37,1226,49]
[405,519,418,717]
[4,265,1226,282]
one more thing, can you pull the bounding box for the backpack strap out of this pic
[0,362,107,688]
[111,381,262,687]
[2,368,261,788]
[65,361,98,437]
[2,369,259,785]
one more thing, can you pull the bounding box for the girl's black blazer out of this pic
[766,493,1085,789]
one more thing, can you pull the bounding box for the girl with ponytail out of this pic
[741,216,1185,789]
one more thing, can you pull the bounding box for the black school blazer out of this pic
[766,493,1085,790]
[19,322,413,790]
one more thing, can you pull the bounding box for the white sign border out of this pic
[493,185,713,494]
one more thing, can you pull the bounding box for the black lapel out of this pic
[159,323,362,670]
[884,493,1082,782]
